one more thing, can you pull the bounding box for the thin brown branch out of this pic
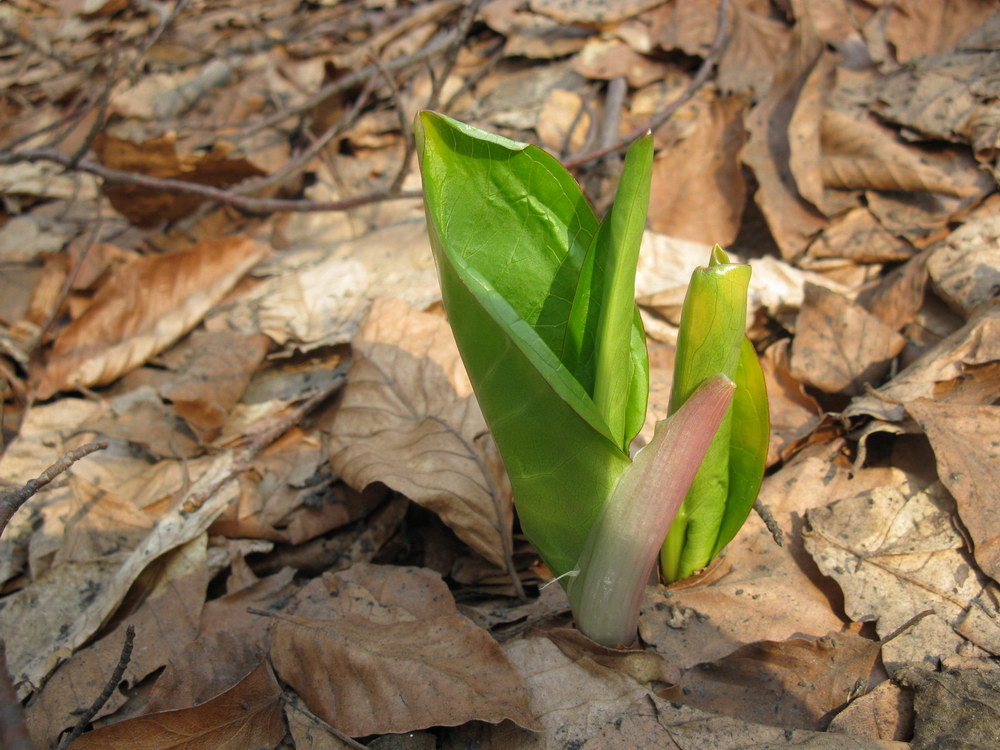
[425,0,485,113]
[370,55,416,195]
[754,498,784,548]
[0,642,33,750]
[0,149,421,213]
[238,28,458,139]
[562,0,732,169]
[0,441,108,538]
[57,626,136,750]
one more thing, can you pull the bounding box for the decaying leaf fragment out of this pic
[327,297,513,569]
[34,236,266,399]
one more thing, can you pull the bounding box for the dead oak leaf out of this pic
[33,236,266,399]
[791,283,905,395]
[327,297,513,570]
[68,662,285,750]
[93,132,264,226]
[270,612,539,736]
[905,399,1000,582]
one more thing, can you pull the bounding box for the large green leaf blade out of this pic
[417,112,597,357]
[562,136,653,450]
[417,111,631,576]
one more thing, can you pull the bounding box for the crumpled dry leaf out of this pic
[532,0,663,25]
[810,206,916,264]
[905,399,1000,582]
[68,662,285,750]
[804,481,1000,671]
[883,0,998,62]
[25,537,209,748]
[482,0,593,59]
[663,628,880,731]
[759,338,823,465]
[269,564,539,736]
[93,132,264,226]
[742,21,831,259]
[1,449,241,698]
[327,298,513,569]
[578,694,910,749]
[716,3,790,96]
[33,236,266,399]
[790,283,906,395]
[648,93,748,246]
[845,301,1000,422]
[896,665,1000,747]
[927,214,1000,317]
[251,220,438,350]
[821,110,981,198]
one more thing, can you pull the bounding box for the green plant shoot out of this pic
[416,111,768,646]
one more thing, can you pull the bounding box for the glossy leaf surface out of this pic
[416,112,651,576]
[660,247,769,582]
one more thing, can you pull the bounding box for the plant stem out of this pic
[567,376,735,647]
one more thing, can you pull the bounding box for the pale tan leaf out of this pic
[648,93,748,246]
[481,0,592,59]
[327,298,513,569]
[905,399,1000,582]
[531,0,663,25]
[69,662,285,750]
[717,4,791,96]
[571,39,669,88]
[576,694,910,749]
[1,449,240,698]
[742,22,831,259]
[33,236,266,399]
[845,302,1000,422]
[821,110,979,197]
[827,679,913,742]
[884,0,998,63]
[664,629,880,730]
[927,214,1000,317]
[811,206,916,263]
[759,339,822,465]
[790,283,906,395]
[804,482,1000,671]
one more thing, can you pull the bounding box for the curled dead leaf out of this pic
[34,236,266,399]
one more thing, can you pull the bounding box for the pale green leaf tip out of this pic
[709,244,730,266]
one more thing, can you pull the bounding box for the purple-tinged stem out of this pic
[567,375,736,647]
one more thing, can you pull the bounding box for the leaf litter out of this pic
[1,0,999,747]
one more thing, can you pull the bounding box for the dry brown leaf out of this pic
[571,39,669,88]
[810,206,916,263]
[927,214,1000,318]
[790,283,906,395]
[252,220,438,350]
[821,110,979,198]
[759,338,823,465]
[827,679,913,742]
[883,0,998,62]
[161,330,270,440]
[285,694,361,750]
[648,93,748,246]
[86,395,202,459]
[805,482,1000,671]
[92,132,264,226]
[481,0,593,59]
[742,22,831,259]
[845,301,1000,422]
[577,694,910,749]
[663,629,880,730]
[270,567,538,736]
[327,298,513,569]
[69,662,285,750]
[896,666,1000,747]
[531,0,664,25]
[716,4,791,96]
[443,632,655,749]
[855,250,928,332]
[546,626,680,686]
[537,89,592,154]
[1,448,241,698]
[905,399,1000,582]
[34,236,266,399]
[25,538,209,748]
[139,567,297,714]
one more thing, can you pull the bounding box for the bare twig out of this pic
[754,498,784,548]
[371,56,417,194]
[562,0,732,169]
[0,441,108,538]
[0,149,421,213]
[880,609,934,645]
[0,642,33,750]
[57,626,136,750]
[425,0,485,113]
[442,36,505,112]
